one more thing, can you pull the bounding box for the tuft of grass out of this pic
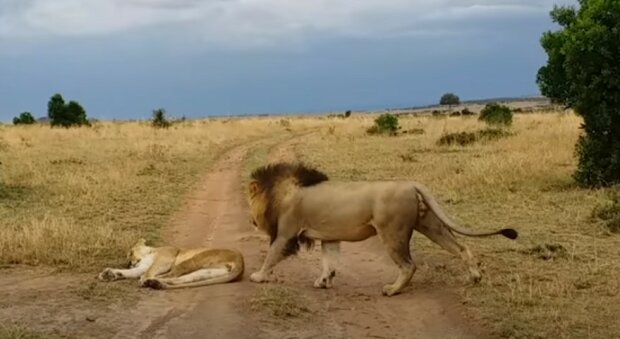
[0,323,63,339]
[437,128,512,146]
[249,286,313,319]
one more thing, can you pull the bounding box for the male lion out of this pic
[246,162,518,296]
[98,239,244,289]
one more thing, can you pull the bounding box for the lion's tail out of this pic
[413,182,518,240]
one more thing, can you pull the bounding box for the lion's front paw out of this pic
[381,284,401,297]
[250,271,268,283]
[98,268,120,281]
[313,271,335,289]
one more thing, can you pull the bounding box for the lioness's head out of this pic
[127,238,152,268]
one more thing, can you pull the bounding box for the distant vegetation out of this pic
[13,112,35,125]
[151,108,171,129]
[440,93,460,106]
[478,103,513,126]
[367,113,399,136]
[437,128,512,146]
[47,93,90,127]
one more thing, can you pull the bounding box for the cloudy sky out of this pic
[0,0,576,121]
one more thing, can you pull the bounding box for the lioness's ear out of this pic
[136,238,147,246]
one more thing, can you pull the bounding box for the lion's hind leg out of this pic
[417,215,482,283]
[145,267,233,290]
[376,223,416,297]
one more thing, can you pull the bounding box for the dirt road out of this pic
[0,135,493,338]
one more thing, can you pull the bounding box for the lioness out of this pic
[98,239,244,289]
[246,162,518,296]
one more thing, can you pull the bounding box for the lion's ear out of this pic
[136,238,147,246]
[249,181,260,195]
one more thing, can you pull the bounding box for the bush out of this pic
[47,93,90,127]
[367,113,399,136]
[151,108,171,129]
[437,128,512,146]
[344,110,352,118]
[537,1,620,187]
[592,188,620,233]
[461,108,475,116]
[13,112,36,125]
[478,103,513,126]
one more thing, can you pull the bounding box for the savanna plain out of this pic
[1,111,619,339]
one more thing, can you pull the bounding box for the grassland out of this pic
[0,117,318,271]
[293,112,620,338]
[1,111,618,338]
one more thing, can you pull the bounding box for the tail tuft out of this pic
[500,228,518,240]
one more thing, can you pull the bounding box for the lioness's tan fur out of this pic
[247,162,518,296]
[98,239,244,289]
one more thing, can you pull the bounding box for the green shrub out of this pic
[537,1,620,187]
[478,103,513,126]
[592,188,620,233]
[151,108,171,129]
[437,128,512,146]
[367,113,399,136]
[13,112,36,125]
[461,108,475,116]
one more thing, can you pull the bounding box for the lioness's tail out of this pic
[413,182,518,240]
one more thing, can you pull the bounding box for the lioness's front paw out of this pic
[98,268,119,281]
[250,271,268,283]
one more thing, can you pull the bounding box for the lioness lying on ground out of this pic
[246,162,518,296]
[98,239,244,289]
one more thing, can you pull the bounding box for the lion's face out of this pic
[248,181,269,233]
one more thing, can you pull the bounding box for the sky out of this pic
[0,0,577,122]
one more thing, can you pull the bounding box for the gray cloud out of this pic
[0,0,575,49]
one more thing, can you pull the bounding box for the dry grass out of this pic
[249,285,314,319]
[0,117,320,271]
[293,112,620,338]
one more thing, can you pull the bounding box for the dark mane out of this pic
[250,162,329,191]
[250,162,328,254]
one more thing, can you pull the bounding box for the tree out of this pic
[47,93,90,127]
[65,101,89,126]
[13,112,36,125]
[440,93,460,106]
[536,0,620,187]
[47,93,65,125]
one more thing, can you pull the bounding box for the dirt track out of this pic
[0,135,494,338]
